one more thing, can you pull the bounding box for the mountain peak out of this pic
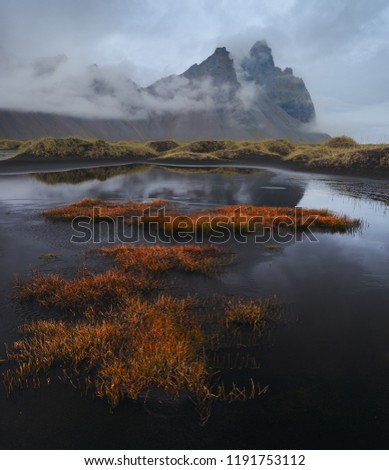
[214,46,228,54]
[241,40,315,122]
[181,46,239,88]
[242,40,275,84]
[0,40,326,142]
[249,40,272,57]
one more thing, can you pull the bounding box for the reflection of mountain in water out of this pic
[32,164,151,185]
[31,165,305,208]
[150,169,305,208]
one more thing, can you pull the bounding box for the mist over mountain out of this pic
[0,40,327,143]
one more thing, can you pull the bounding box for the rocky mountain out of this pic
[181,46,240,94]
[241,41,315,122]
[0,41,327,143]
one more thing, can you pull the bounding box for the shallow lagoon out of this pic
[0,164,388,449]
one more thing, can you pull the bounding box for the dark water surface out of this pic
[0,164,389,449]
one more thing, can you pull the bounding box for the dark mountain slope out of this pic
[0,41,327,143]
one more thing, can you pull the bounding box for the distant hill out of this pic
[0,41,328,143]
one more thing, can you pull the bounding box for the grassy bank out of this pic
[10,135,389,172]
[0,138,23,150]
[16,137,157,159]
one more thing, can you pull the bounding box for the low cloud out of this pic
[33,54,68,77]
[0,0,388,141]
[0,56,246,120]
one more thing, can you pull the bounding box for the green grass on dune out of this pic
[17,137,157,160]
[0,139,23,150]
[8,135,389,170]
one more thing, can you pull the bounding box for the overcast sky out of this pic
[0,0,388,142]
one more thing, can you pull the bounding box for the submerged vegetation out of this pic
[8,135,389,172]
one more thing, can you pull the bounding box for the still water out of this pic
[0,164,388,449]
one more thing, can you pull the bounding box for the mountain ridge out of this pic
[0,41,328,143]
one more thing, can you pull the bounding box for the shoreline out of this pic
[0,153,389,180]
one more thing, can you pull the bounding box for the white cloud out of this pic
[0,0,388,141]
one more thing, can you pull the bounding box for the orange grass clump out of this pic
[43,197,168,221]
[16,269,157,312]
[224,296,282,332]
[43,198,360,233]
[4,295,206,408]
[100,243,226,274]
[141,205,360,234]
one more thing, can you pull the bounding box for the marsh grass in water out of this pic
[44,197,361,235]
[4,295,206,408]
[43,197,168,221]
[15,268,158,312]
[141,205,361,234]
[225,296,282,332]
[6,237,284,423]
[2,195,362,424]
[100,244,229,274]
[39,252,59,261]
[16,244,229,312]
[4,290,282,423]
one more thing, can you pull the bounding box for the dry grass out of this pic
[44,197,360,232]
[323,136,358,148]
[159,137,389,170]
[4,295,206,408]
[16,269,157,312]
[224,297,282,331]
[100,244,227,274]
[141,205,360,234]
[285,137,389,169]
[4,289,279,419]
[0,139,22,150]
[4,193,361,420]
[8,136,389,170]
[17,137,157,160]
[43,197,168,221]
[146,140,180,152]
[4,292,273,421]
[8,237,282,421]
